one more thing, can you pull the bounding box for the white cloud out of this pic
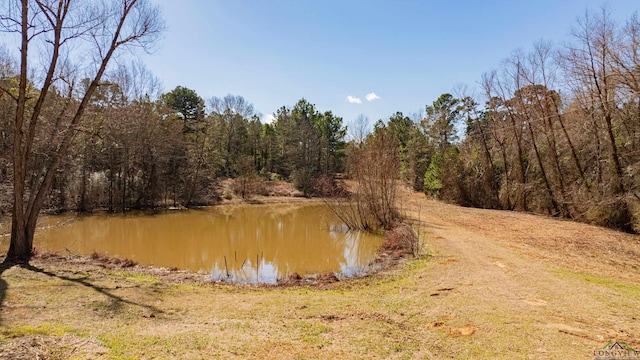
[346,95,362,104]
[262,113,276,124]
[366,92,380,101]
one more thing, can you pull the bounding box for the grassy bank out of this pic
[0,255,438,359]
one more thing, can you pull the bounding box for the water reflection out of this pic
[31,204,383,283]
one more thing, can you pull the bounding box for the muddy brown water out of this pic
[11,204,383,283]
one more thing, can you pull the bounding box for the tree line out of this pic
[0,79,348,213]
[373,8,640,233]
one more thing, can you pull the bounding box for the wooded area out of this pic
[362,8,640,234]
[1,3,640,261]
[408,9,640,233]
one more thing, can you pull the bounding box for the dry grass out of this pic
[380,223,421,257]
[413,196,640,282]
[0,188,639,358]
[217,178,305,201]
[89,252,137,268]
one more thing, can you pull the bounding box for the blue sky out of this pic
[127,1,638,126]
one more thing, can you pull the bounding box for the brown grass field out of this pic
[0,188,639,359]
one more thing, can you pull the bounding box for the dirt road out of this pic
[404,191,640,358]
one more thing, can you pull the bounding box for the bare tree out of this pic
[349,114,370,147]
[208,94,255,177]
[488,54,529,211]
[462,95,499,208]
[1,0,164,263]
[328,125,401,231]
[562,8,624,193]
[113,60,163,102]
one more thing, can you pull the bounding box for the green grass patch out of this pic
[293,321,332,348]
[104,270,160,285]
[554,268,640,297]
[98,331,215,358]
[1,323,72,339]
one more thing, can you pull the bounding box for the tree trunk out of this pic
[544,116,571,217]
[79,138,89,212]
[549,96,588,189]
[604,112,625,193]
[498,142,512,210]
[6,0,161,262]
[508,112,527,211]
[527,120,560,215]
[6,0,31,263]
[475,118,498,208]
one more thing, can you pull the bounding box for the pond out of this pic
[26,203,384,283]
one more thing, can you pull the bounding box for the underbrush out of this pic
[380,223,422,258]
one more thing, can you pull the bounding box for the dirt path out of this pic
[403,191,640,358]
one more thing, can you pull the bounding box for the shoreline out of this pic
[1,194,419,288]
